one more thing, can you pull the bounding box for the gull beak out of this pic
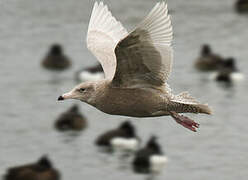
[58,91,74,101]
[58,96,64,101]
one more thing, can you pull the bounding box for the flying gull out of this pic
[58,1,212,132]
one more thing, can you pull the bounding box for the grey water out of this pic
[0,0,248,179]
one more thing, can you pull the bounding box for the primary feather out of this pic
[87,2,128,80]
[112,2,173,88]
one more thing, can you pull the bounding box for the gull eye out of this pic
[78,88,85,93]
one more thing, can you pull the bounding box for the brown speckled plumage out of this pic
[59,2,212,132]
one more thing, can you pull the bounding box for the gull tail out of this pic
[194,104,212,115]
[171,92,212,115]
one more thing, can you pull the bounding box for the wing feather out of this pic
[87,2,128,80]
[112,2,173,88]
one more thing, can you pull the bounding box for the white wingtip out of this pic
[87,1,128,45]
[137,1,173,46]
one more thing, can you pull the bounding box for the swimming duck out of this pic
[4,156,60,180]
[235,0,248,13]
[75,63,104,82]
[55,104,87,131]
[132,136,168,174]
[195,44,223,71]
[215,58,244,83]
[42,44,71,71]
[95,121,140,151]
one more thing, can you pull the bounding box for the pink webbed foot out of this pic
[170,111,199,132]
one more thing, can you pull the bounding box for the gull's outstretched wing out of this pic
[87,1,128,80]
[111,2,173,88]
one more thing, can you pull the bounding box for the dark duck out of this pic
[235,0,248,13]
[195,44,223,71]
[55,104,87,131]
[95,121,140,151]
[132,136,168,174]
[42,44,71,71]
[215,58,244,83]
[4,156,60,180]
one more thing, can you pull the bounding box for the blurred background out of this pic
[0,0,248,180]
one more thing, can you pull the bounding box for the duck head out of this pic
[201,44,211,56]
[37,156,52,169]
[223,57,237,71]
[146,136,162,154]
[50,44,63,55]
[119,121,136,137]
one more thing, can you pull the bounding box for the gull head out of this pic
[58,81,97,103]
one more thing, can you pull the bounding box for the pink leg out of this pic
[170,111,199,132]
